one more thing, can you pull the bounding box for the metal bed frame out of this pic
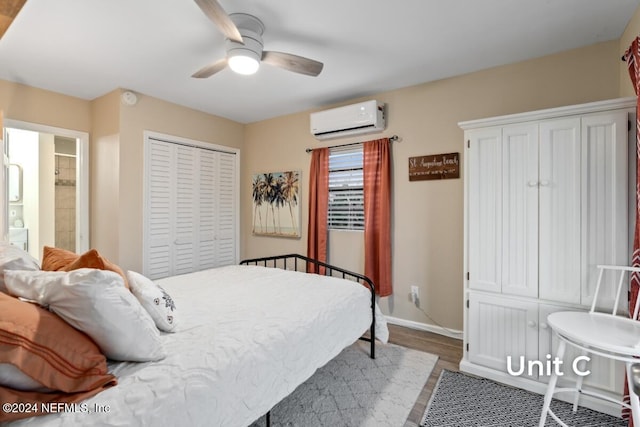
[240,253,376,358]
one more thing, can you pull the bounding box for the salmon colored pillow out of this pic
[41,247,129,290]
[0,292,116,421]
[40,246,78,272]
[63,249,129,289]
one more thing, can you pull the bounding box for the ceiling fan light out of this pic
[228,50,260,75]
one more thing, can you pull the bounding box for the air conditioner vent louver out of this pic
[313,123,378,137]
[310,100,385,141]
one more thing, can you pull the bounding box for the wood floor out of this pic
[384,324,463,426]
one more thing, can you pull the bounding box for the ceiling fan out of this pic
[192,0,323,78]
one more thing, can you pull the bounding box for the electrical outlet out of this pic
[410,286,419,304]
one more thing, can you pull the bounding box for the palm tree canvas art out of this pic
[252,170,301,238]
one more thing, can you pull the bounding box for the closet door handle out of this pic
[527,320,537,328]
[540,323,548,330]
[527,180,538,187]
[539,180,550,187]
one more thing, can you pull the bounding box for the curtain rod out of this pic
[305,135,398,153]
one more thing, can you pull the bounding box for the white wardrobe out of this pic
[461,98,635,415]
[143,132,239,280]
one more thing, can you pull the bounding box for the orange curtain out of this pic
[306,147,329,273]
[363,138,392,296]
[624,36,640,425]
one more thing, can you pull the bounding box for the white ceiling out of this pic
[0,0,638,124]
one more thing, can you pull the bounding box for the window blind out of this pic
[328,145,364,230]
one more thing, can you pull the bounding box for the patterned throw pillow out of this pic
[126,271,178,332]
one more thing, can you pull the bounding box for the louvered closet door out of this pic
[196,150,237,269]
[145,138,237,279]
[215,152,237,266]
[146,139,173,279]
[174,145,198,275]
[198,149,217,270]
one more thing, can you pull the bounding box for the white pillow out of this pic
[0,242,40,294]
[4,269,166,362]
[127,271,177,332]
[0,363,52,392]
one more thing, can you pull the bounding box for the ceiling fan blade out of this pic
[0,0,27,39]
[192,58,228,78]
[262,51,324,77]
[194,0,243,44]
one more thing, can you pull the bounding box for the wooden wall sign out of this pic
[408,152,460,181]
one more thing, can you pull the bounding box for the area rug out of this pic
[249,341,438,427]
[420,370,626,426]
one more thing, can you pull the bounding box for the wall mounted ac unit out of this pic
[310,100,385,141]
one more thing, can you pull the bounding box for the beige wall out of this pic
[243,40,622,332]
[0,80,91,132]
[90,90,121,261]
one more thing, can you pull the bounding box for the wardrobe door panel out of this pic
[501,123,539,298]
[468,292,538,378]
[581,111,629,308]
[538,118,581,304]
[467,128,502,292]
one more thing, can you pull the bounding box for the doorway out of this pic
[3,120,89,261]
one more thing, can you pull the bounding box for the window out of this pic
[328,145,364,230]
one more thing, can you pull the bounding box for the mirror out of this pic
[8,163,22,202]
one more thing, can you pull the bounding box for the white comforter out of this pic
[10,265,388,427]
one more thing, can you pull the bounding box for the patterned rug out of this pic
[249,341,438,427]
[420,370,627,427]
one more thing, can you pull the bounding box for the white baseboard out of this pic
[384,315,463,340]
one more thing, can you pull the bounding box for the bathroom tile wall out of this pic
[55,155,76,252]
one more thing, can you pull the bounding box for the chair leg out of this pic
[627,363,640,427]
[572,349,588,412]
[539,340,566,427]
